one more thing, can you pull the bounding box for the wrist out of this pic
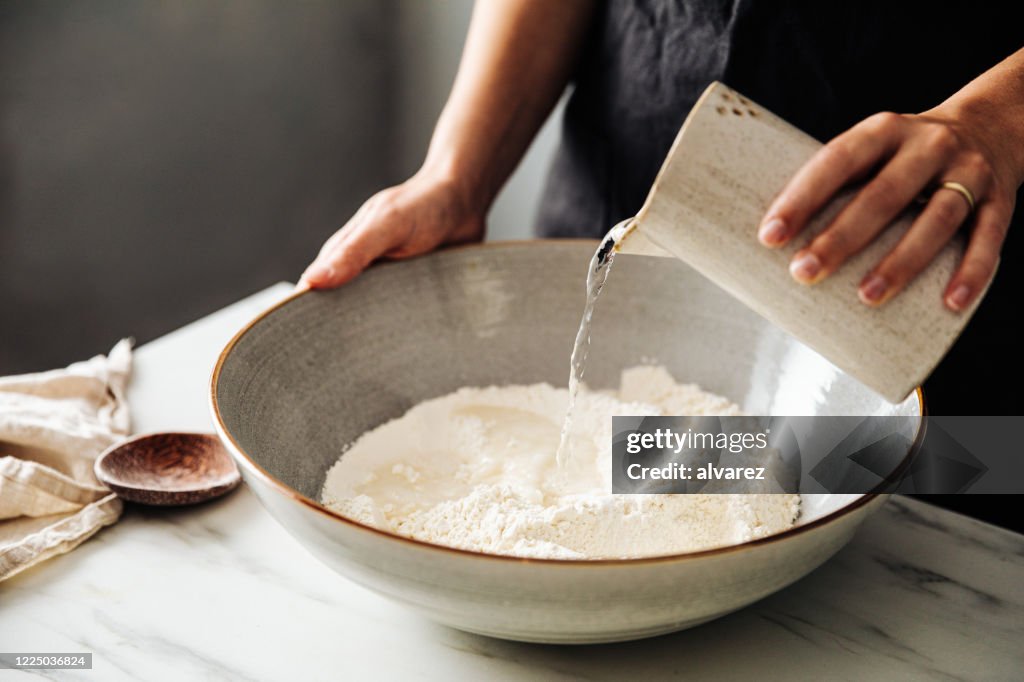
[416,152,496,217]
[934,93,1024,188]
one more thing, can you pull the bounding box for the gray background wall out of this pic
[0,0,559,373]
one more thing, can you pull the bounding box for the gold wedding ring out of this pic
[938,181,976,213]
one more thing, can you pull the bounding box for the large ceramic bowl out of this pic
[211,241,923,644]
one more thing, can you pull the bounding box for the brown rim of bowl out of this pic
[209,239,927,567]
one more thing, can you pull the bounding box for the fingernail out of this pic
[301,263,335,284]
[758,218,787,246]
[858,274,889,305]
[789,252,822,283]
[946,284,971,310]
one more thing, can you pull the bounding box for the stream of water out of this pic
[555,230,622,467]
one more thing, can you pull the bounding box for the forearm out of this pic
[932,47,1024,187]
[421,0,597,210]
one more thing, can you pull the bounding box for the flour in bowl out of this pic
[320,366,800,559]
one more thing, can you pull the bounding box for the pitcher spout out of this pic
[609,218,672,258]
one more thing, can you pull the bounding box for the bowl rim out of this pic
[209,239,927,566]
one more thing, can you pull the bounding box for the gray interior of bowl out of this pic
[215,241,920,501]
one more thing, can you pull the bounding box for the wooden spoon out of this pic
[94,432,240,506]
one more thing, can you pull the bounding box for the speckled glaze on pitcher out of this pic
[615,81,991,403]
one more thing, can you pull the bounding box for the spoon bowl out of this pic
[94,432,241,506]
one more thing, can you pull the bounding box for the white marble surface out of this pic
[2,283,1022,681]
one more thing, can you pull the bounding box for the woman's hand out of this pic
[299,172,486,289]
[759,97,1023,312]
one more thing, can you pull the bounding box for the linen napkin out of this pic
[0,340,132,581]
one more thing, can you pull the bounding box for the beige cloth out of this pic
[0,340,132,581]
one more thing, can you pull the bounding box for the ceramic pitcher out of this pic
[613,81,991,403]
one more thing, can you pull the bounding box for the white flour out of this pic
[321,366,800,559]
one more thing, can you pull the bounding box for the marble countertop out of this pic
[2,283,1021,681]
